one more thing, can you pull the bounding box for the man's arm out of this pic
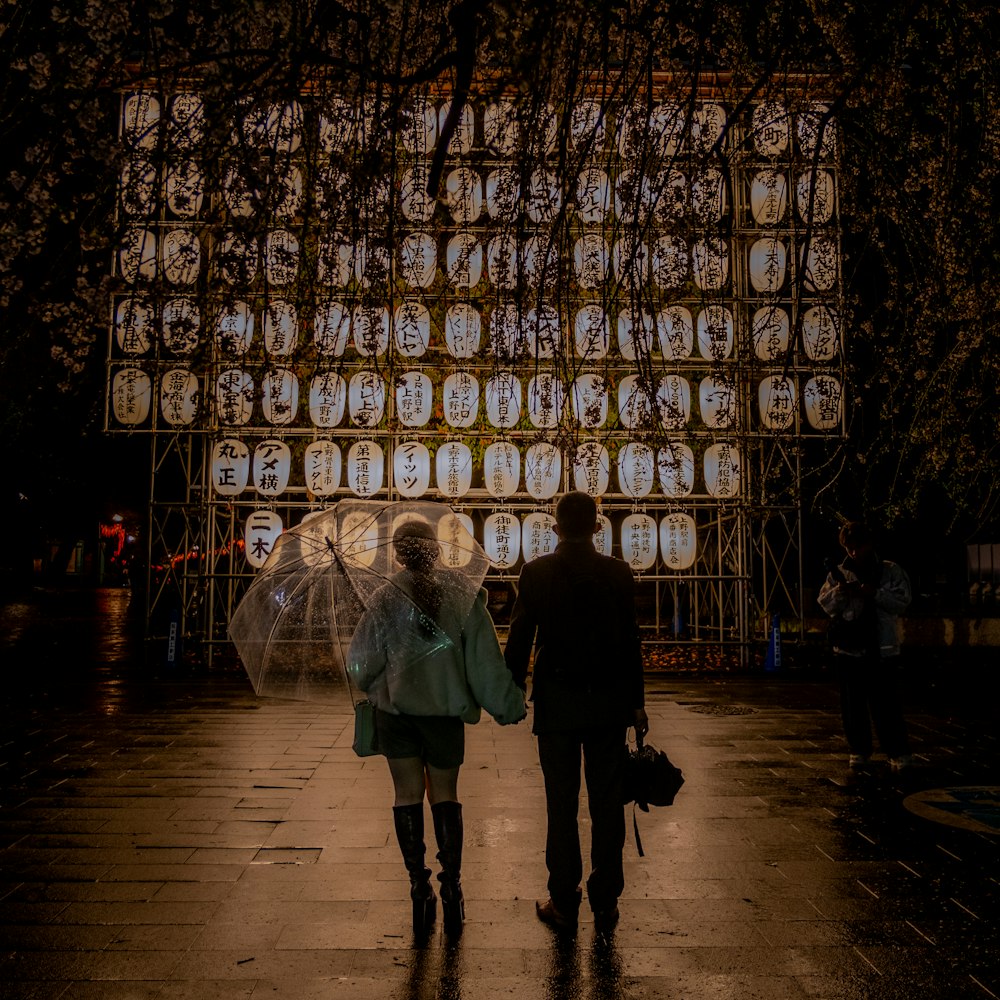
[503,567,536,691]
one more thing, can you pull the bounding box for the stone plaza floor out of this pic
[1,587,999,998]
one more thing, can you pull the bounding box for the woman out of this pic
[348,519,526,936]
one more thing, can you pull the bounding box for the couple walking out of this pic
[348,491,648,938]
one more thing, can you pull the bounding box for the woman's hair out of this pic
[392,519,442,627]
[838,521,873,549]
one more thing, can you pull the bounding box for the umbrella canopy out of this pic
[229,499,489,705]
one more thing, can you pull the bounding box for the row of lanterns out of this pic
[212,437,744,501]
[123,92,836,162]
[116,297,840,364]
[113,366,843,431]
[120,155,834,231]
[243,504,700,572]
[118,225,840,296]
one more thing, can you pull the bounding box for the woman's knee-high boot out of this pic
[431,800,464,935]
[392,804,436,935]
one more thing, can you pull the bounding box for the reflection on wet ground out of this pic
[0,585,999,999]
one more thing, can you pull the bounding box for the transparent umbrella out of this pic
[229,499,490,706]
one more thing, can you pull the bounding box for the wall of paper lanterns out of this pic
[109,88,842,575]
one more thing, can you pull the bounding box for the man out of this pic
[817,520,912,771]
[504,491,648,935]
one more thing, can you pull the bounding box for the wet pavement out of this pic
[2,587,1000,999]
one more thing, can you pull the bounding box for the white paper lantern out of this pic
[699,376,737,428]
[697,306,734,361]
[217,232,258,284]
[801,237,839,292]
[161,297,200,354]
[264,300,297,356]
[252,440,291,497]
[527,305,560,359]
[353,237,389,287]
[111,368,152,425]
[274,166,303,218]
[618,442,655,498]
[115,299,152,355]
[262,101,303,152]
[486,235,517,290]
[123,93,160,148]
[574,234,609,289]
[594,514,613,556]
[483,511,521,569]
[524,443,562,500]
[692,238,729,290]
[348,372,386,428]
[801,306,839,360]
[690,167,726,219]
[797,103,837,159]
[445,167,483,224]
[796,169,835,224]
[395,371,433,427]
[222,166,256,218]
[485,373,522,428]
[523,236,557,288]
[346,440,385,497]
[215,302,254,356]
[749,170,788,224]
[169,92,204,147]
[621,513,657,571]
[804,375,843,430]
[445,303,481,358]
[527,374,564,429]
[572,373,608,428]
[340,508,381,565]
[309,373,347,427]
[401,167,436,222]
[352,306,390,357]
[401,96,439,155]
[522,512,558,562]
[262,369,299,425]
[691,102,726,152]
[618,375,653,430]
[393,301,431,358]
[577,167,610,223]
[571,99,606,148]
[211,439,249,496]
[484,99,518,154]
[304,440,341,497]
[159,369,199,426]
[656,375,691,430]
[753,307,790,360]
[652,235,688,290]
[484,442,521,499]
[486,168,519,218]
[704,443,742,498]
[489,304,523,359]
[573,442,610,496]
[393,442,431,498]
[616,170,654,225]
[527,170,561,223]
[310,302,347,359]
[318,97,356,153]
[446,232,483,288]
[660,513,697,571]
[436,441,473,499]
[245,510,283,569]
[613,236,650,290]
[216,368,254,425]
[652,168,687,223]
[438,100,475,154]
[166,161,204,217]
[759,376,797,430]
[264,230,299,285]
[317,235,353,285]
[748,237,787,293]
[575,305,610,359]
[439,511,476,568]
[617,311,654,362]
[119,227,157,282]
[399,233,437,289]
[658,443,694,498]
[650,102,685,155]
[163,222,204,279]
[656,306,694,360]
[443,372,480,428]
[752,101,790,156]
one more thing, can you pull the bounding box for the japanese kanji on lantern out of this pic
[483,510,520,569]
[759,376,797,431]
[621,513,657,570]
[524,442,561,500]
[347,440,384,497]
[111,368,152,425]
[484,441,520,499]
[393,442,431,498]
[618,442,656,498]
[804,375,843,430]
[660,513,697,570]
[436,441,473,499]
[253,440,291,497]
[211,439,250,496]
[304,440,341,497]
[658,443,694,498]
[522,511,557,562]
[594,514,613,556]
[438,511,475,568]
[309,372,347,427]
[244,509,283,569]
[574,442,610,496]
[159,369,199,426]
[704,443,742,498]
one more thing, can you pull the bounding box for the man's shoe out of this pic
[848,754,868,770]
[592,906,620,936]
[536,898,578,932]
[889,755,912,772]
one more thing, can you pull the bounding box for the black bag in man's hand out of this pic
[623,741,685,812]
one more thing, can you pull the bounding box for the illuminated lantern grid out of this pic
[107,83,843,660]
